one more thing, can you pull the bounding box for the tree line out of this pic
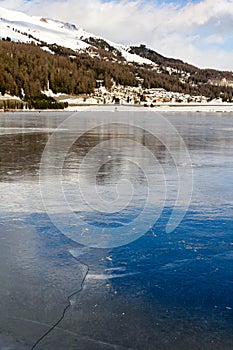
[0,40,233,104]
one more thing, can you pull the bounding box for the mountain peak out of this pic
[0,6,154,65]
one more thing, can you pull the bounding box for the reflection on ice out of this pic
[87,272,139,280]
[0,110,233,349]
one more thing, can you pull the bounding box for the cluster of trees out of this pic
[83,37,124,61]
[0,40,233,104]
[27,95,68,109]
[0,99,24,110]
[0,40,138,99]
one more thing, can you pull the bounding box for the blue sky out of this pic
[1,0,233,71]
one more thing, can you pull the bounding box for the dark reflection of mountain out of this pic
[64,120,233,185]
[0,132,50,181]
[0,122,169,183]
[96,158,146,185]
[1,115,232,183]
[63,124,169,184]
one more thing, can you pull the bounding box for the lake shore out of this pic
[2,103,233,113]
[65,102,233,113]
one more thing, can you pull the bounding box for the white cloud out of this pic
[204,34,225,45]
[1,0,233,70]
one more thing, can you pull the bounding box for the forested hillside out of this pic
[1,40,233,103]
[130,45,233,81]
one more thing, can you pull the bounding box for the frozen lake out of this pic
[0,109,232,349]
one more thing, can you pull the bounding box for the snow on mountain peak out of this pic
[0,6,154,65]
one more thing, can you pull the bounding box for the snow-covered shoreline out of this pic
[2,103,233,113]
[64,103,233,113]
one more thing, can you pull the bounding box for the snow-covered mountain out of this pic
[0,6,154,66]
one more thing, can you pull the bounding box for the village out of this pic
[0,79,225,111]
[60,79,213,107]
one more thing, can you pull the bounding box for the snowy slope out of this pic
[0,6,89,50]
[0,6,154,65]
